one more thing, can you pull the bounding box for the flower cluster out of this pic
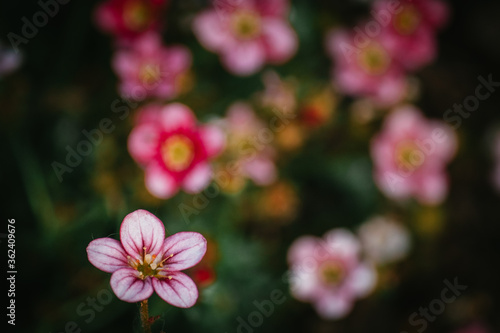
[326,0,448,106]
[287,215,411,319]
[84,0,497,328]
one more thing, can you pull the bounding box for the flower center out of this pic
[357,43,391,76]
[128,248,174,280]
[395,141,424,170]
[230,10,262,40]
[161,135,195,172]
[393,5,421,35]
[319,261,345,286]
[139,63,162,86]
[123,0,152,31]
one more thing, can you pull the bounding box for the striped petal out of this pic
[153,271,198,308]
[120,209,165,259]
[110,268,154,303]
[87,238,128,273]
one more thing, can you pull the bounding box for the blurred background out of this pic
[1,0,500,332]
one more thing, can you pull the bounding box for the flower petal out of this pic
[160,103,197,132]
[287,236,320,265]
[128,123,160,165]
[345,263,377,298]
[192,10,230,52]
[153,271,199,308]
[120,209,165,259]
[87,238,128,273]
[200,124,226,158]
[323,228,360,260]
[182,163,212,193]
[162,232,207,271]
[222,41,266,76]
[314,291,353,320]
[110,268,154,303]
[144,163,180,199]
[261,18,298,63]
[243,155,277,185]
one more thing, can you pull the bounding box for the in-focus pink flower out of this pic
[375,0,449,70]
[87,209,207,306]
[94,0,168,43]
[220,102,277,187]
[371,105,457,205]
[112,33,191,100]
[192,0,298,76]
[358,216,411,265]
[287,229,376,319]
[128,103,225,199]
[326,29,407,107]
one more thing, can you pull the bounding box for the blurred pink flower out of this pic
[287,229,377,319]
[112,33,191,100]
[358,216,411,265]
[259,70,297,113]
[87,209,207,306]
[371,105,457,205]
[326,29,407,107]
[375,0,449,70]
[192,0,298,76]
[94,0,168,42]
[221,102,277,186]
[0,42,22,78]
[128,103,225,199]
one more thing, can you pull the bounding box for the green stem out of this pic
[140,299,152,333]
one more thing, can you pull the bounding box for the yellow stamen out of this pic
[358,43,390,76]
[393,5,421,35]
[230,10,261,40]
[161,135,195,172]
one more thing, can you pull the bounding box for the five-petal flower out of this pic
[87,209,207,307]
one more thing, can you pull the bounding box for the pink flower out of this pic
[375,0,449,70]
[326,29,407,107]
[371,105,457,205]
[192,0,298,76]
[94,0,168,43]
[87,209,207,306]
[128,103,225,199]
[220,102,277,186]
[112,33,191,100]
[287,229,376,319]
[0,42,22,78]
